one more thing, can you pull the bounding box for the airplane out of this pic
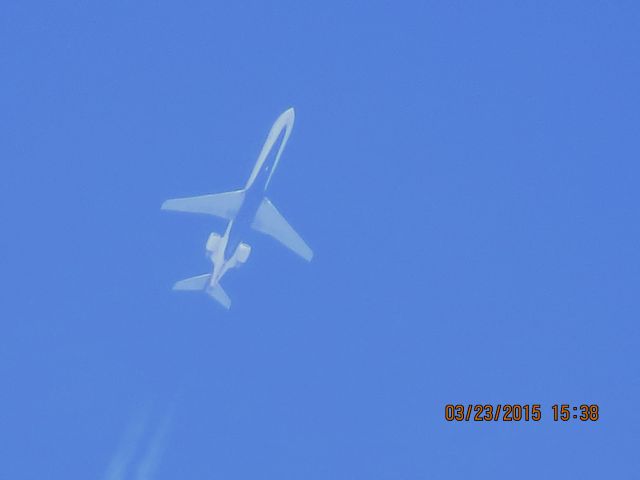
[161,108,313,309]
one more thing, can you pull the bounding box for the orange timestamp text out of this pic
[444,404,599,422]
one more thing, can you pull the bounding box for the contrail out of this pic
[102,407,173,480]
[134,410,173,480]
[103,411,149,480]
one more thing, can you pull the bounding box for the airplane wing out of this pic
[251,197,313,262]
[161,190,245,220]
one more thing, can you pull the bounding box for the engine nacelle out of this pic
[235,242,251,263]
[206,232,221,254]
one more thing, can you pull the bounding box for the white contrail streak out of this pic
[103,412,149,480]
[134,411,173,480]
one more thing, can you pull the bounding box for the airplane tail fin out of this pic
[206,283,231,310]
[173,274,211,291]
[172,274,231,309]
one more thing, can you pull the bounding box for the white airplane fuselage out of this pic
[163,106,312,308]
[205,108,295,290]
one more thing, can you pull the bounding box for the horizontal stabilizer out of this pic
[173,274,211,291]
[161,190,245,220]
[173,274,231,309]
[207,283,231,309]
[251,197,313,262]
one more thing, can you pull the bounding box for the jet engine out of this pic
[235,242,251,263]
[206,232,221,254]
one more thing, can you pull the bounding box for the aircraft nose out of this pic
[283,107,295,120]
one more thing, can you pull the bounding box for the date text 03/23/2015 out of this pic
[444,404,599,422]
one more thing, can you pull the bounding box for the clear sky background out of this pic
[1,1,639,478]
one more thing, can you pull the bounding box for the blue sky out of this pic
[1,1,639,478]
